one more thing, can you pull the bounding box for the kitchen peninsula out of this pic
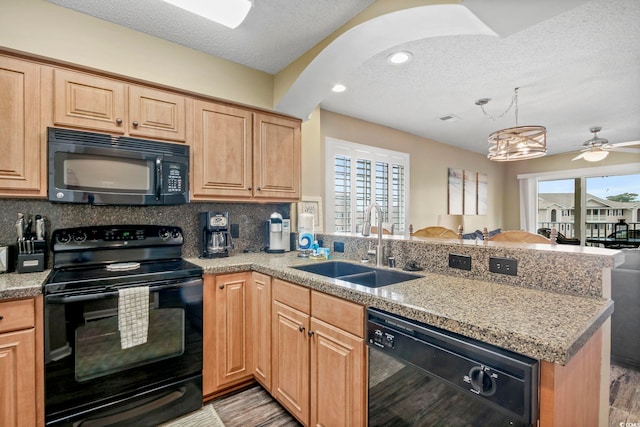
[0,236,620,426]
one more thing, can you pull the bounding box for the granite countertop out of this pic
[0,252,613,365]
[189,252,613,365]
[0,269,50,300]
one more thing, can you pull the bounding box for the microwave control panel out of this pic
[166,163,184,193]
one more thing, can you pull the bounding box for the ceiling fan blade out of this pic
[571,152,586,161]
[610,147,640,153]
[611,140,640,147]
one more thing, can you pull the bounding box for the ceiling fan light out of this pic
[160,0,253,29]
[581,149,609,162]
[487,125,547,161]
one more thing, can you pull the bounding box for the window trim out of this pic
[518,162,640,241]
[325,137,410,233]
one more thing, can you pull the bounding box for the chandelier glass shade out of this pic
[477,88,547,161]
[487,125,547,161]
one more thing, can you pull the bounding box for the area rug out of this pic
[161,404,225,427]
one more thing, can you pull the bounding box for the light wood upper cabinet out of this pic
[250,272,272,391]
[128,85,186,141]
[191,103,301,202]
[203,273,253,399]
[0,56,45,197]
[191,100,253,199]
[0,298,39,427]
[253,113,301,201]
[52,68,186,142]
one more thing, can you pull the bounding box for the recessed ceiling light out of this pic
[387,51,412,65]
[331,84,347,93]
[160,0,253,29]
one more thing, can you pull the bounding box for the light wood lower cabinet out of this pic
[271,279,366,427]
[0,297,42,427]
[203,273,253,398]
[249,272,272,391]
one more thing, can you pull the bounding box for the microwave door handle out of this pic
[155,157,162,201]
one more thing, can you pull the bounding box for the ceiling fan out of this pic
[571,127,640,162]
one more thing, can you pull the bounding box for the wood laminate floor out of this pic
[210,364,640,427]
[609,364,640,427]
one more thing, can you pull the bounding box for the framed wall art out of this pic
[297,196,323,232]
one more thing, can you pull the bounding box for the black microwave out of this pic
[48,127,189,206]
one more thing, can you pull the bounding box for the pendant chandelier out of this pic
[476,88,547,161]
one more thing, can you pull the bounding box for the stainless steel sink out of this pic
[292,261,421,288]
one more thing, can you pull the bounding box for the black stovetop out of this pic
[45,225,202,294]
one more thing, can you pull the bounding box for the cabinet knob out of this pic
[132,121,139,127]
[0,315,3,321]
[219,285,225,289]
[299,325,305,333]
[248,186,252,191]
[115,118,123,125]
[257,187,262,191]
[307,330,314,337]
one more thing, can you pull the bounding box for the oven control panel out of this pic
[52,225,183,251]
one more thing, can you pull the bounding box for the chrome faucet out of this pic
[362,202,383,267]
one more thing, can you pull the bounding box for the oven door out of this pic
[44,277,203,426]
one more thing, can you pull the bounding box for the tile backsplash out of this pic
[0,199,291,265]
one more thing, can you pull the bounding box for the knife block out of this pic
[16,239,46,273]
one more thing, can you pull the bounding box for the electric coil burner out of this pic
[44,225,203,427]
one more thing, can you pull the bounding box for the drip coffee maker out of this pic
[199,212,233,258]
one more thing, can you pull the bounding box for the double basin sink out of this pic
[292,261,421,288]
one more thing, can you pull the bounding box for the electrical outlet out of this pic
[230,224,240,238]
[448,254,471,271]
[334,241,345,253]
[489,257,518,276]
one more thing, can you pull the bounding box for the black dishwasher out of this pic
[367,308,538,427]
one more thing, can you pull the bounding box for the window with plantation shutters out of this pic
[326,138,409,233]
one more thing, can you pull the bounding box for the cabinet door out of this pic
[53,68,126,134]
[191,100,253,199]
[310,318,366,427]
[0,328,36,427]
[214,272,252,389]
[253,113,301,201]
[250,272,272,391]
[128,85,186,142]
[272,300,310,425]
[0,56,44,196]
[203,273,252,396]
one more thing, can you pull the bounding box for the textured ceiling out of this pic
[47,0,640,158]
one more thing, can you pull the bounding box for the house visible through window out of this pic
[326,138,409,233]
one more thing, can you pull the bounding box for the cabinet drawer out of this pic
[272,279,310,313]
[311,291,364,338]
[0,298,35,333]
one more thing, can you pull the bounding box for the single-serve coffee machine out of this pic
[199,212,234,258]
[265,212,290,253]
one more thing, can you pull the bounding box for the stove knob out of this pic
[171,230,181,239]
[56,231,71,244]
[159,229,170,240]
[73,231,87,243]
[468,366,497,396]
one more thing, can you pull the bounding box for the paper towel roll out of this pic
[298,213,314,249]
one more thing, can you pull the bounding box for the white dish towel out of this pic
[118,286,150,349]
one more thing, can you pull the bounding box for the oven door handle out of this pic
[46,278,203,303]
